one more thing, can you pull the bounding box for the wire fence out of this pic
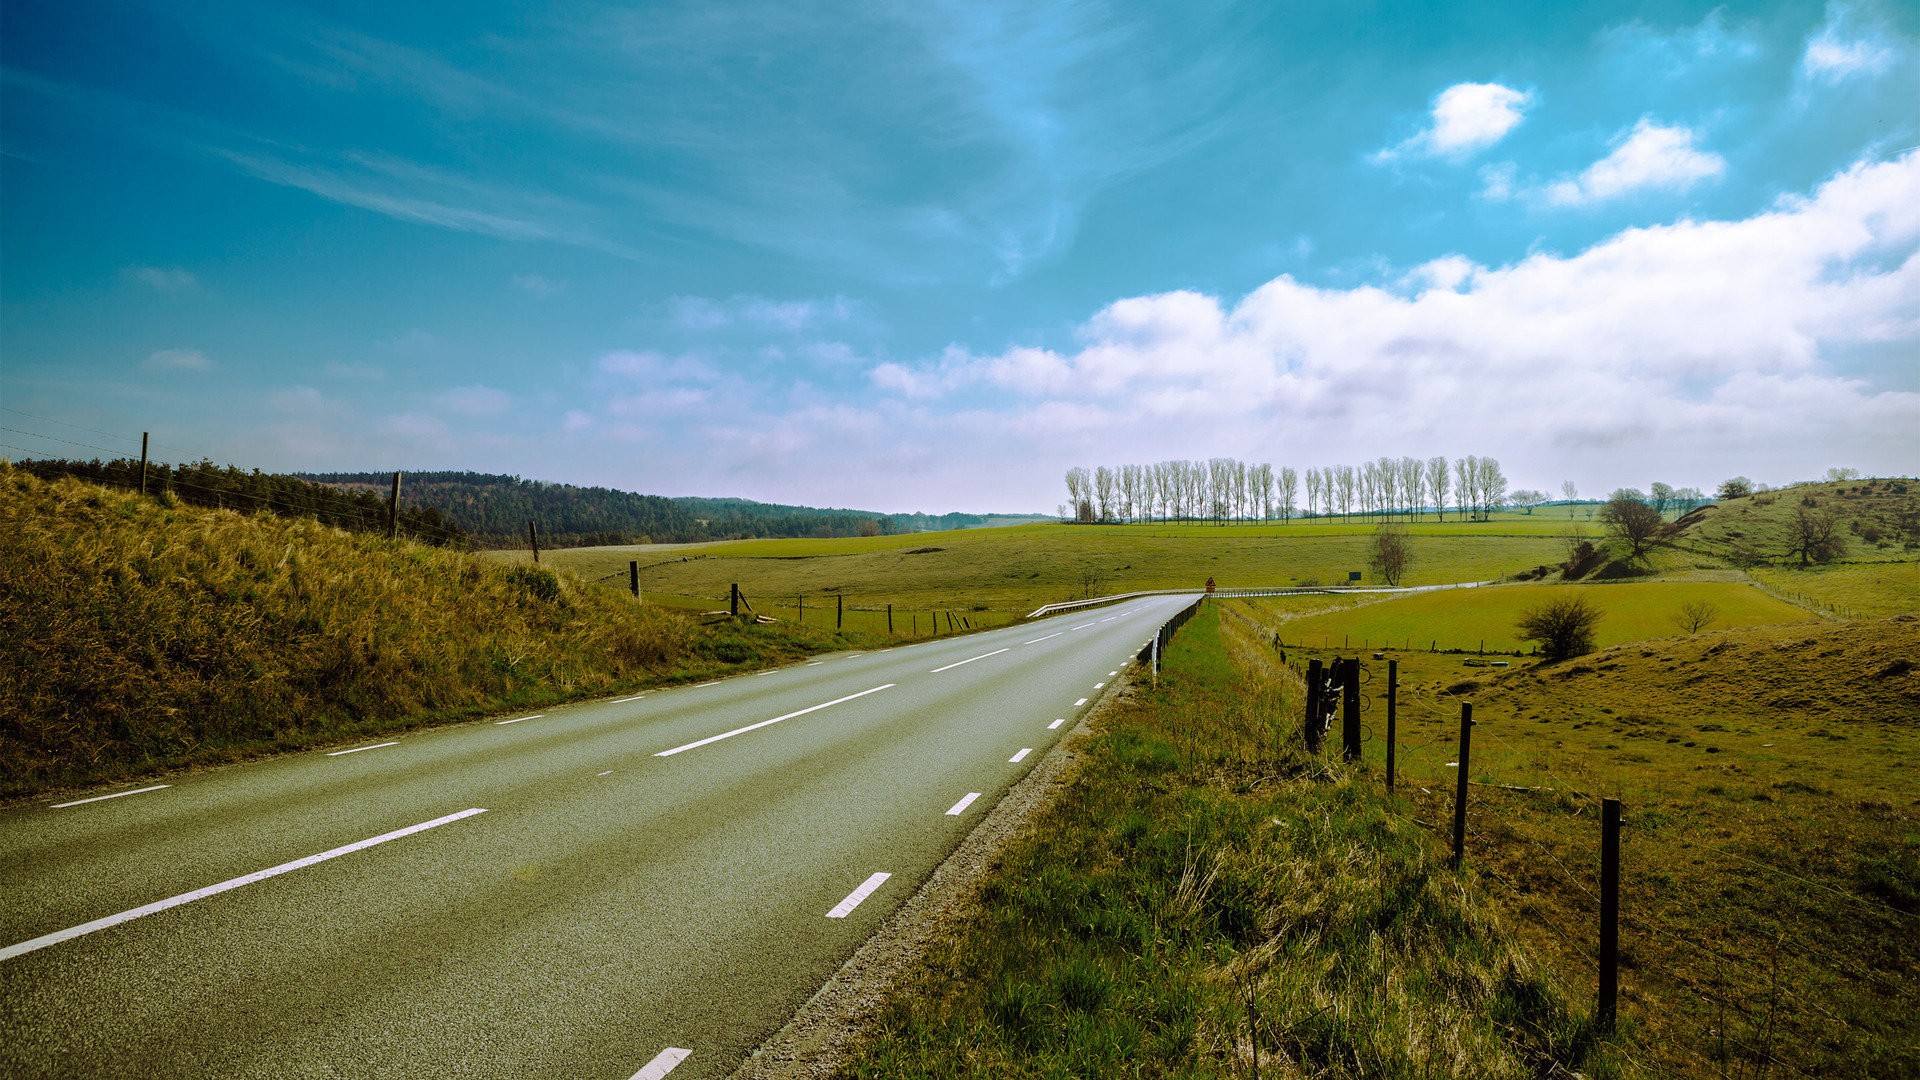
[1273,635,1918,1078]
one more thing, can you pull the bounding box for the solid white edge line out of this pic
[1048,718,1067,729]
[495,714,544,725]
[826,871,891,918]
[1074,697,1088,707]
[930,648,1009,673]
[630,1047,692,1080]
[51,785,170,809]
[655,684,895,757]
[1023,632,1063,644]
[1009,747,1032,763]
[326,741,398,756]
[0,808,488,963]
[945,792,982,816]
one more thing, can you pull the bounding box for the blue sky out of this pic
[3,0,1916,513]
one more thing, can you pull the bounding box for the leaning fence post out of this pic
[139,432,150,496]
[387,471,402,540]
[1600,798,1622,1032]
[1450,702,1474,867]
[1386,659,1398,790]
[1304,659,1324,753]
[1341,657,1361,762]
[528,521,540,563]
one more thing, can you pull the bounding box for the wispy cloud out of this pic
[128,266,198,292]
[1373,82,1533,163]
[1543,119,1725,206]
[1800,2,1899,82]
[511,274,566,297]
[144,347,212,372]
[669,294,858,333]
[431,385,511,417]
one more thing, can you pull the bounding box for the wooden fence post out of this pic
[629,560,639,598]
[1600,798,1622,1032]
[528,521,540,563]
[887,604,893,634]
[1304,659,1323,753]
[837,593,843,629]
[799,594,804,624]
[1386,659,1398,790]
[387,471,402,540]
[1341,657,1361,762]
[1450,702,1474,867]
[139,432,150,496]
[730,583,740,618]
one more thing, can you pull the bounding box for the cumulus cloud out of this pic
[1374,82,1533,163]
[869,151,1920,484]
[431,384,511,416]
[144,347,212,372]
[128,266,198,292]
[1544,119,1725,205]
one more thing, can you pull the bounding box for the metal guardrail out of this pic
[1025,579,1495,619]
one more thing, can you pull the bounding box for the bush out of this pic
[1516,595,1604,660]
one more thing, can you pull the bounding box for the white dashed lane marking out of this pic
[946,792,981,816]
[629,1047,691,1079]
[827,872,891,918]
[1009,748,1032,763]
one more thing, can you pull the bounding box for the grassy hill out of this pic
[0,466,874,799]
[1240,597,1920,1076]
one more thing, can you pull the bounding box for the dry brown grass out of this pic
[0,466,842,799]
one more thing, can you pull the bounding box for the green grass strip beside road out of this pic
[842,602,1632,1079]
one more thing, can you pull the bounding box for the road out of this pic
[0,594,1199,1079]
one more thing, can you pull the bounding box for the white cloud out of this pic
[561,409,593,433]
[668,294,857,333]
[512,274,566,297]
[128,266,198,292]
[431,384,511,416]
[1373,82,1532,163]
[1544,119,1725,206]
[870,151,1920,488]
[143,348,212,372]
[1800,3,1899,82]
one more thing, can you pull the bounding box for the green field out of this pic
[1274,580,1820,654]
[509,520,1572,616]
[1241,598,1920,1077]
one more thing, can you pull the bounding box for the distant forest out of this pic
[14,458,468,545]
[296,471,1042,547]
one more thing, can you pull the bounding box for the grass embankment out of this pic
[1276,581,1817,655]
[0,467,876,799]
[843,601,1627,1078]
[1254,597,1920,1076]
[523,521,1568,619]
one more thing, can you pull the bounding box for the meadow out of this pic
[1235,588,1920,1077]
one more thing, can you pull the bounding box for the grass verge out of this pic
[840,601,1628,1078]
[0,467,881,800]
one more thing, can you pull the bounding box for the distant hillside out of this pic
[297,470,1047,547]
[12,457,468,546]
[1668,476,1920,566]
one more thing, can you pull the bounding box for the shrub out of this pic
[1515,595,1604,660]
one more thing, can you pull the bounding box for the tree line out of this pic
[1062,455,1520,524]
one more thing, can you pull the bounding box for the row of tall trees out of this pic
[1061,455,1513,524]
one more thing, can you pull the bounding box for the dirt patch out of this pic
[725,674,1136,1078]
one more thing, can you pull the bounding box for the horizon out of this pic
[4,1,1918,513]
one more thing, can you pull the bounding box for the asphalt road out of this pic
[0,594,1198,1079]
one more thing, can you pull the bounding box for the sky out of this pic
[2,0,1917,515]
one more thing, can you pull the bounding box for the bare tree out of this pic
[1454,456,1474,520]
[1336,465,1357,519]
[1785,502,1847,567]
[1510,489,1548,514]
[1399,456,1423,520]
[1517,595,1604,660]
[1427,456,1450,522]
[1368,525,1412,586]
[1278,466,1298,523]
[1474,457,1508,520]
[1064,467,1093,523]
[1600,490,1665,561]
[1825,466,1861,482]
[1561,480,1578,518]
[1094,465,1116,522]
[1649,482,1675,517]
[1673,600,1720,635]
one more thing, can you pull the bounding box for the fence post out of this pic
[1151,634,1159,686]
[1304,659,1323,753]
[1450,702,1474,867]
[887,604,893,634]
[139,432,150,496]
[387,471,402,540]
[799,594,804,624]
[629,560,640,599]
[730,583,740,618]
[1386,659,1398,790]
[1599,798,1622,1032]
[837,593,843,629]
[528,521,540,563]
[1341,657,1361,762]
